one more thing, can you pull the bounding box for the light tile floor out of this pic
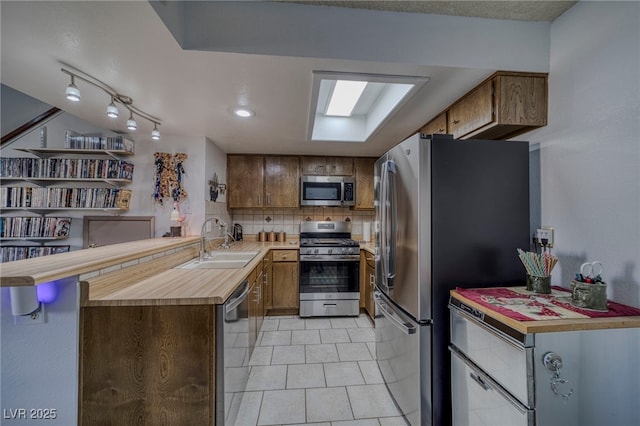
[235,314,407,426]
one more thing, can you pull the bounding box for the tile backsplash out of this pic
[231,207,374,239]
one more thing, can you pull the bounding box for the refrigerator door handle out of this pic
[381,160,397,289]
[375,291,416,335]
[387,160,398,285]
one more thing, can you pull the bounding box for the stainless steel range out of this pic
[299,221,360,317]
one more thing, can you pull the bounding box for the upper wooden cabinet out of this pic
[420,111,448,136]
[420,71,548,140]
[301,156,354,176]
[353,157,376,210]
[228,155,300,209]
[228,155,265,208]
[265,156,300,208]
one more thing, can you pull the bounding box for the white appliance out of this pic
[374,133,530,425]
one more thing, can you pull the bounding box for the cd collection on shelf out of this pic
[0,216,71,238]
[1,245,70,263]
[64,130,134,152]
[1,157,134,181]
[1,187,131,210]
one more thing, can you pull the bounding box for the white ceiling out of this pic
[0,1,574,157]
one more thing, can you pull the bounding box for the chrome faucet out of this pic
[200,217,235,261]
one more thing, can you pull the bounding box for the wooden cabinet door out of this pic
[365,262,375,321]
[327,157,353,176]
[302,156,353,176]
[495,74,547,127]
[265,156,300,208]
[449,79,494,139]
[80,305,214,425]
[263,253,272,312]
[271,260,299,311]
[353,157,376,210]
[301,157,326,175]
[420,111,449,135]
[227,155,265,208]
[363,251,375,320]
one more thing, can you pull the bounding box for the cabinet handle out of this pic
[267,193,271,205]
[438,128,445,132]
[451,119,460,125]
[469,372,490,391]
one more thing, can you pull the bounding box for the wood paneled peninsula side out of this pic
[1,237,298,425]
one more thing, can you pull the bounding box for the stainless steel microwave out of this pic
[300,176,355,206]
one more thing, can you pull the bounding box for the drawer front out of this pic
[272,250,298,262]
[450,307,534,407]
[451,347,534,426]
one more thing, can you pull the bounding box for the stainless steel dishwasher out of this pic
[216,280,250,426]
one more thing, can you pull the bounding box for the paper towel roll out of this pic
[363,222,371,242]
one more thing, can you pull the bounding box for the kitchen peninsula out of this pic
[1,237,297,425]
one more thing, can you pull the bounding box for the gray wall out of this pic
[527,1,640,305]
[0,84,53,137]
[0,277,79,426]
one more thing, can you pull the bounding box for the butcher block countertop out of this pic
[82,240,299,306]
[0,237,201,287]
[450,287,640,334]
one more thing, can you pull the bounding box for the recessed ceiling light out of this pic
[233,107,255,118]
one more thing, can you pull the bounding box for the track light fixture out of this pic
[65,75,80,102]
[61,66,161,140]
[126,111,137,131]
[106,97,119,118]
[151,123,161,140]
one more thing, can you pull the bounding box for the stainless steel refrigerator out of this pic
[374,133,530,425]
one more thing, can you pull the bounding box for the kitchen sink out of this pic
[175,250,260,269]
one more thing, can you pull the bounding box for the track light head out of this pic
[126,111,137,131]
[65,76,80,102]
[106,98,119,118]
[61,67,161,134]
[151,124,161,140]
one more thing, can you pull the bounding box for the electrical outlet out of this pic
[535,227,554,248]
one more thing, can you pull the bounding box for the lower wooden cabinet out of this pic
[362,250,375,321]
[79,305,215,425]
[263,252,272,313]
[270,250,299,315]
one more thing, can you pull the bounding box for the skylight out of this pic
[325,80,368,117]
[309,72,429,143]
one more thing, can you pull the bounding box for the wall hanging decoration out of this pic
[208,172,227,202]
[153,152,188,204]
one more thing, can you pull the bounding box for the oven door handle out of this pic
[300,256,360,262]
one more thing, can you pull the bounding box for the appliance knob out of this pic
[313,249,319,254]
[328,249,333,254]
[341,248,347,254]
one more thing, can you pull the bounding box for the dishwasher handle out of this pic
[375,291,416,335]
[225,282,250,313]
